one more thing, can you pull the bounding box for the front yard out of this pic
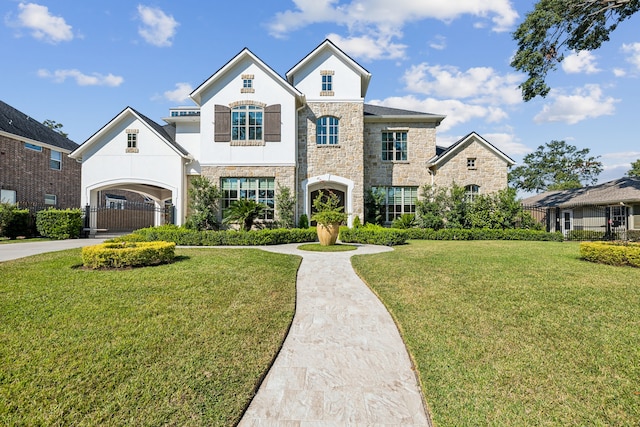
[352,240,640,426]
[0,248,300,426]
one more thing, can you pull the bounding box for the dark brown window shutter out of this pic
[264,104,281,142]
[214,105,231,142]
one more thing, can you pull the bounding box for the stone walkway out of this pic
[239,244,431,426]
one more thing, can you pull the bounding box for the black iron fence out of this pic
[84,202,175,233]
[522,204,636,241]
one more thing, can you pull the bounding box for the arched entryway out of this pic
[303,174,354,227]
[85,181,178,234]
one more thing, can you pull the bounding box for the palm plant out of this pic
[223,199,266,231]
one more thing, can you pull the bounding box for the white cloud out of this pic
[16,2,73,43]
[267,1,518,58]
[137,5,178,47]
[368,95,507,133]
[163,82,193,102]
[429,35,447,50]
[621,42,640,71]
[533,84,618,125]
[37,69,124,87]
[402,63,523,106]
[327,33,407,61]
[561,50,600,74]
[613,68,627,77]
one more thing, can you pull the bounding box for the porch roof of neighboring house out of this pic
[0,100,79,152]
[521,177,640,208]
[363,104,445,124]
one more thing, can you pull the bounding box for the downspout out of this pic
[296,103,306,226]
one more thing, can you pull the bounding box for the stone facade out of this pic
[0,134,80,208]
[364,121,437,189]
[297,102,365,222]
[432,139,510,194]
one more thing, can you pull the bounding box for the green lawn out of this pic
[0,248,300,426]
[352,240,640,426]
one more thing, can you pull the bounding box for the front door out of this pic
[309,188,345,225]
[561,209,573,236]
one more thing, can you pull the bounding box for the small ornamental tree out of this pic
[275,183,295,228]
[186,176,221,231]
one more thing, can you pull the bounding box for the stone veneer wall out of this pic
[197,165,296,221]
[297,102,364,221]
[364,121,437,189]
[432,140,509,194]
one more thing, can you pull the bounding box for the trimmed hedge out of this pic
[3,209,32,239]
[114,225,318,246]
[579,242,640,268]
[82,241,176,269]
[401,227,564,242]
[340,226,408,246]
[36,208,83,240]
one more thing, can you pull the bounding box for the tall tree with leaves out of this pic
[512,0,639,101]
[627,159,640,177]
[509,140,603,192]
[43,119,68,137]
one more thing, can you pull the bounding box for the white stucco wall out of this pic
[289,50,364,101]
[197,57,298,167]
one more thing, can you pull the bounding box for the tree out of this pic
[223,199,266,231]
[185,176,221,231]
[275,183,295,228]
[43,119,68,138]
[509,140,603,192]
[511,0,639,101]
[627,159,640,177]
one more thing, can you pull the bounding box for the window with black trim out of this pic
[371,186,417,222]
[221,177,275,220]
[382,131,407,161]
[316,116,339,145]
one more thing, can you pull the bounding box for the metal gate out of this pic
[84,202,175,233]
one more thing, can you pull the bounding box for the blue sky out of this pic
[2,0,639,183]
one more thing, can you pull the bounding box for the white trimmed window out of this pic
[465,184,480,202]
[382,131,407,161]
[467,158,476,169]
[44,194,57,206]
[221,177,275,220]
[322,74,332,91]
[611,205,627,227]
[232,105,263,141]
[50,150,62,170]
[24,142,42,152]
[372,186,418,222]
[316,116,339,145]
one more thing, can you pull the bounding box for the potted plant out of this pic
[311,190,348,245]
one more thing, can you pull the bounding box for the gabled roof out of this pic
[190,47,304,105]
[286,39,372,98]
[364,104,445,124]
[522,177,640,207]
[0,100,78,152]
[429,131,515,167]
[70,107,189,159]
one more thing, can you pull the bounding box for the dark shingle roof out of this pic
[521,177,640,207]
[129,108,188,156]
[0,100,78,151]
[363,104,440,117]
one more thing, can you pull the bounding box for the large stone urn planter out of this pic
[317,222,340,246]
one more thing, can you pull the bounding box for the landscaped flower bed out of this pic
[579,241,640,268]
[82,241,176,269]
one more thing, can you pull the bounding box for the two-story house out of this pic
[70,40,514,230]
[0,100,80,209]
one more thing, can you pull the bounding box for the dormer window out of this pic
[320,70,334,96]
[241,74,255,93]
[126,129,139,153]
[467,158,476,169]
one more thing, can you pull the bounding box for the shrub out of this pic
[36,208,83,239]
[391,214,416,229]
[340,224,408,246]
[298,214,309,229]
[580,242,640,268]
[82,241,176,269]
[3,209,32,239]
[113,225,317,246]
[402,227,563,242]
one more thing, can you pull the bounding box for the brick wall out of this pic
[0,135,81,208]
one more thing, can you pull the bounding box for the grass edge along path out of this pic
[352,240,640,426]
[0,247,300,426]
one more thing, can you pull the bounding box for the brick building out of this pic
[0,100,80,208]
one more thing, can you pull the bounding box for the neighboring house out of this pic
[522,177,640,237]
[70,40,514,230]
[0,100,80,208]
